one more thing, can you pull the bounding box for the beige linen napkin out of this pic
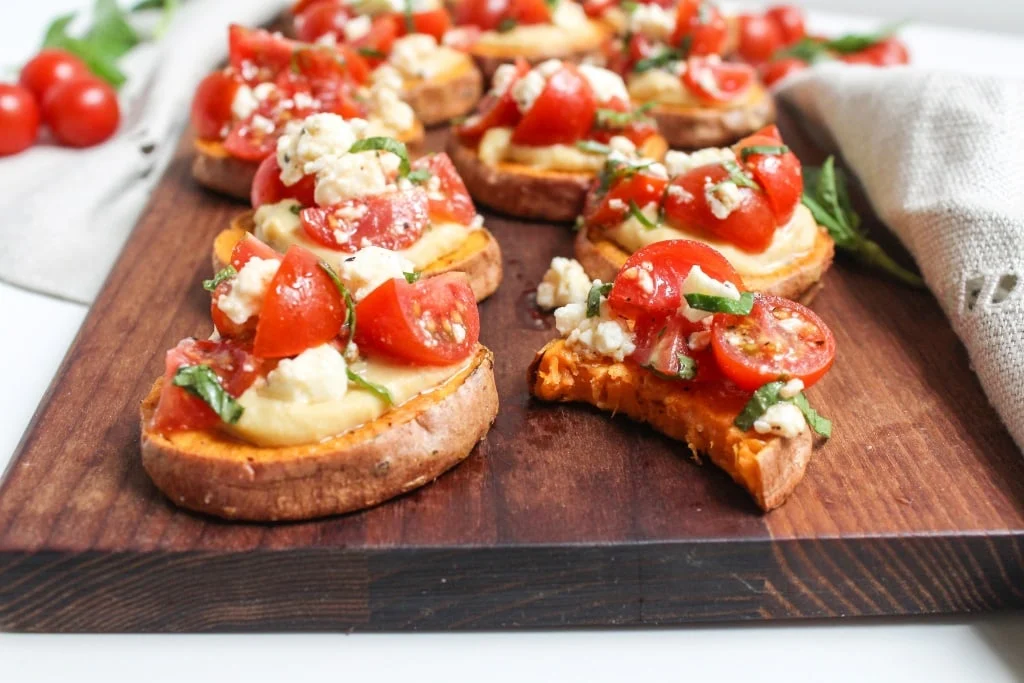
[778,63,1024,450]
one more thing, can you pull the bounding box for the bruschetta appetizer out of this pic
[212,113,502,302]
[450,0,612,80]
[141,237,498,521]
[529,239,834,511]
[599,1,775,149]
[190,25,423,200]
[287,0,483,125]
[448,59,668,222]
[574,125,833,301]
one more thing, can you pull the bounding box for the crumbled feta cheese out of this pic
[608,198,626,211]
[215,257,280,325]
[555,300,636,362]
[779,378,805,399]
[390,34,441,79]
[551,0,584,29]
[276,113,362,186]
[687,330,711,351]
[344,15,372,42]
[262,344,349,404]
[251,114,276,135]
[511,69,548,114]
[578,64,630,103]
[753,402,807,439]
[339,246,414,301]
[536,257,592,309]
[442,26,477,47]
[314,33,338,47]
[314,150,400,206]
[629,3,676,43]
[535,59,564,78]
[231,85,259,121]
[705,178,744,220]
[490,63,519,96]
[371,64,404,92]
[608,135,636,155]
[665,184,694,202]
[668,60,687,76]
[366,82,416,134]
[621,261,655,294]
[664,148,736,177]
[678,265,741,323]
[644,161,669,179]
[252,82,277,102]
[451,323,467,343]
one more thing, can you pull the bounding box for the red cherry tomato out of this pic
[582,0,617,18]
[412,153,477,225]
[43,77,120,148]
[0,84,40,156]
[231,234,280,270]
[759,57,807,87]
[150,339,264,433]
[409,9,452,40]
[251,154,318,209]
[711,293,835,391]
[737,13,783,64]
[229,25,296,79]
[511,64,597,146]
[682,57,755,105]
[732,125,803,225]
[191,70,243,141]
[589,96,657,146]
[457,59,530,140]
[509,0,554,25]
[350,15,401,64]
[765,5,806,46]
[355,274,480,365]
[294,0,350,42]
[19,49,89,102]
[662,165,778,252]
[211,238,283,340]
[584,169,668,228]
[254,245,347,358]
[672,0,728,57]
[840,38,910,67]
[607,239,744,322]
[300,189,430,252]
[223,117,279,162]
[455,0,509,30]
[630,314,723,383]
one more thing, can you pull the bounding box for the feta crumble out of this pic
[262,344,349,404]
[705,178,744,220]
[555,300,636,362]
[678,265,741,323]
[215,256,280,325]
[339,246,414,301]
[536,257,592,309]
[628,2,676,42]
[231,85,259,121]
[578,64,630,103]
[276,113,363,186]
[779,378,805,399]
[664,148,737,177]
[390,34,441,79]
[753,402,807,439]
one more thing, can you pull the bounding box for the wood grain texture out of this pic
[0,119,1022,632]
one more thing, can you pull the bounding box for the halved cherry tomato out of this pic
[251,155,317,209]
[607,239,743,322]
[457,59,530,140]
[737,13,783,64]
[840,38,910,67]
[350,15,401,65]
[408,9,452,40]
[151,339,264,433]
[509,0,553,25]
[711,293,835,391]
[589,96,658,146]
[294,0,350,43]
[254,245,347,358]
[631,315,723,383]
[672,0,728,56]
[231,234,280,270]
[300,188,430,252]
[765,5,806,46]
[412,153,477,225]
[229,25,295,79]
[212,238,282,339]
[454,0,508,30]
[355,274,480,365]
[511,64,596,146]
[584,169,668,228]
[682,56,755,105]
[582,0,616,18]
[223,116,279,161]
[760,57,807,87]
[292,45,370,85]
[662,165,777,252]
[733,125,802,224]
[191,70,243,141]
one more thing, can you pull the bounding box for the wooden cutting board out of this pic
[0,118,1021,633]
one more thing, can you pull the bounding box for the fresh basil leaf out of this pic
[42,16,128,88]
[173,365,244,424]
[789,393,833,438]
[825,22,905,54]
[406,168,432,184]
[347,368,394,405]
[289,203,302,215]
[677,354,697,380]
[319,261,357,338]
[776,37,829,64]
[358,46,387,60]
[634,49,682,73]
[203,266,236,292]
[720,159,759,190]
[595,102,654,128]
[628,200,658,230]
[740,145,790,160]
[544,0,560,8]
[348,136,411,177]
[403,0,416,32]
[597,157,654,194]
[684,291,754,315]
[42,13,77,47]
[576,140,613,155]
[403,271,421,283]
[734,381,785,431]
[497,18,518,32]
[586,282,613,318]
[87,0,140,61]
[621,0,638,13]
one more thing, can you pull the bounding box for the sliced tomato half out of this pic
[682,56,755,105]
[584,169,668,228]
[300,188,430,252]
[408,9,452,40]
[251,154,317,209]
[631,314,723,383]
[294,0,351,43]
[191,70,243,140]
[672,0,729,56]
[231,234,280,270]
[732,125,803,225]
[412,153,477,225]
[511,64,597,146]
[457,59,530,140]
[229,25,296,80]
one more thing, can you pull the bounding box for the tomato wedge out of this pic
[251,154,317,209]
[672,0,728,56]
[455,0,551,30]
[223,116,280,162]
[732,125,802,225]
[191,70,242,140]
[607,239,743,322]
[231,234,280,270]
[759,57,807,87]
[584,169,668,228]
[294,0,350,43]
[229,25,295,79]
[408,9,452,40]
[300,188,430,251]
[254,245,347,358]
[412,153,477,225]
[151,339,263,433]
[355,274,480,365]
[682,57,755,105]
[511,64,596,146]
[711,294,835,391]
[457,59,529,140]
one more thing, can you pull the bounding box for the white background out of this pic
[1,1,1023,681]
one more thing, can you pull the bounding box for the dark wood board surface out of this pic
[0,117,1022,632]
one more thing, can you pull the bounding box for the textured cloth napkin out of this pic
[778,64,1024,450]
[0,0,284,303]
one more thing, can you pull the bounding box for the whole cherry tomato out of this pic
[0,84,41,156]
[19,49,90,102]
[43,76,120,148]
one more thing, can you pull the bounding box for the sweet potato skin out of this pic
[141,346,498,521]
[649,88,777,150]
[404,61,484,126]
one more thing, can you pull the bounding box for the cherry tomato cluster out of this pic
[0,49,120,157]
[737,5,807,64]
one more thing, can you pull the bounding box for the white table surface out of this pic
[1,2,1023,681]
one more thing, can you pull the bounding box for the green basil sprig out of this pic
[347,369,394,405]
[628,200,659,230]
[634,49,683,73]
[403,271,421,283]
[576,140,613,155]
[676,354,697,380]
[319,261,357,339]
[684,291,754,315]
[595,102,655,129]
[734,380,832,438]
[740,145,790,160]
[173,365,244,424]
[349,137,411,177]
[586,282,613,318]
[203,266,236,292]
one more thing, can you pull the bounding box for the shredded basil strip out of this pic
[633,49,682,73]
[720,159,760,190]
[576,140,613,155]
[173,365,244,424]
[628,200,658,230]
[802,156,923,287]
[348,137,411,177]
[402,0,416,32]
[734,381,785,431]
[403,271,421,283]
[203,265,236,292]
[289,203,302,215]
[497,17,518,32]
[598,157,654,194]
[595,102,654,128]
[789,393,833,438]
[347,368,394,405]
[586,282,613,318]
[684,291,754,315]
[319,261,357,339]
[740,145,790,160]
[406,168,432,184]
[677,354,697,380]
[358,47,386,59]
